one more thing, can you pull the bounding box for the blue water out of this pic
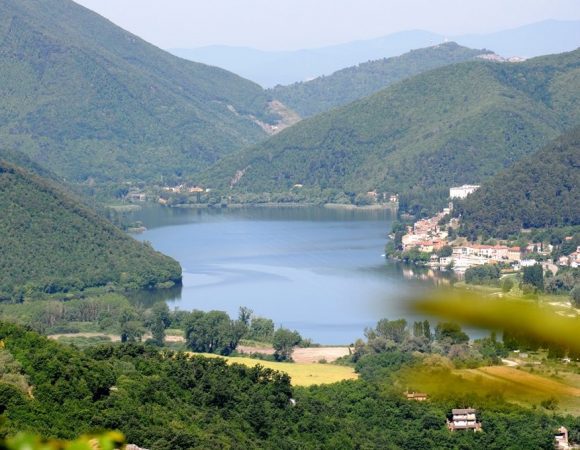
[131,206,433,344]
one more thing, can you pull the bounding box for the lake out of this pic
[130,206,445,344]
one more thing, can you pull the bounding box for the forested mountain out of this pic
[0,0,279,185]
[0,160,181,300]
[0,322,571,449]
[455,126,580,239]
[203,49,580,213]
[269,43,492,117]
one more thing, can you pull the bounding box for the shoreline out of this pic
[170,202,398,211]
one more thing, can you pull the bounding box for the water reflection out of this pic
[126,283,183,308]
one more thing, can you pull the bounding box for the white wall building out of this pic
[449,185,480,199]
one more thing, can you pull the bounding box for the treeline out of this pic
[455,126,580,239]
[0,161,181,300]
[1,321,578,449]
[0,297,306,360]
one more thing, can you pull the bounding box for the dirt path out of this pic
[237,345,351,363]
[48,332,185,343]
[47,335,348,362]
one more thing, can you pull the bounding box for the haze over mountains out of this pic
[0,0,280,184]
[203,49,580,213]
[171,20,580,87]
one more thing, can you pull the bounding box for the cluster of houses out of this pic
[399,185,565,274]
[559,247,580,269]
[440,244,523,273]
[401,207,455,253]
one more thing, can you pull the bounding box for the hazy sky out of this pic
[73,0,580,51]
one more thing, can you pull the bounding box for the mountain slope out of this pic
[203,49,580,213]
[0,0,278,184]
[0,160,182,300]
[455,127,580,239]
[269,43,492,117]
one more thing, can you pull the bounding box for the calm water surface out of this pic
[130,206,438,344]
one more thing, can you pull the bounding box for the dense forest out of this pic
[0,0,280,185]
[0,161,181,300]
[1,321,577,449]
[203,48,580,215]
[270,42,490,117]
[454,126,580,238]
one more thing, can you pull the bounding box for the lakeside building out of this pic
[447,408,482,432]
[449,185,480,199]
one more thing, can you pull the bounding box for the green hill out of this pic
[455,126,580,239]
[203,49,580,213]
[269,42,491,117]
[0,160,181,300]
[0,0,278,184]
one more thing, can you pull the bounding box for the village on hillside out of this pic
[388,185,580,276]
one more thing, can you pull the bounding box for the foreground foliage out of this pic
[1,322,578,449]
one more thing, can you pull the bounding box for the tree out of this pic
[375,319,408,344]
[435,322,469,344]
[571,285,580,308]
[238,306,253,327]
[148,303,172,345]
[501,277,514,293]
[523,264,544,291]
[437,245,453,258]
[119,308,144,343]
[184,310,245,355]
[120,320,145,343]
[423,320,432,341]
[249,317,275,342]
[273,328,302,361]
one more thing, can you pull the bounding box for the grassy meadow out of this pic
[194,353,358,386]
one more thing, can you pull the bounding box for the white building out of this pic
[449,185,480,199]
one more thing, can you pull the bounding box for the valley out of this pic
[0,1,578,449]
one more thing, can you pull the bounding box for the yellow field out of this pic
[457,366,580,414]
[193,353,358,386]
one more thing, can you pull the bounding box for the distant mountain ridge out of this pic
[0,159,182,300]
[0,0,279,185]
[202,49,580,214]
[171,20,580,87]
[269,42,492,117]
